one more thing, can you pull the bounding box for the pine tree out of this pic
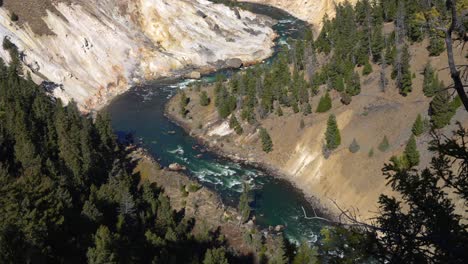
[293,241,318,264]
[363,60,373,75]
[87,226,118,264]
[229,115,243,135]
[412,114,424,136]
[431,90,453,129]
[316,91,332,113]
[303,103,312,116]
[404,135,420,167]
[423,63,440,97]
[349,138,360,153]
[378,136,390,152]
[428,33,445,57]
[392,45,412,96]
[276,105,283,117]
[325,114,341,150]
[238,182,251,223]
[200,91,210,106]
[259,128,273,153]
[346,72,361,96]
[203,248,229,264]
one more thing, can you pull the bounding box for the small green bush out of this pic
[349,138,360,153]
[378,136,390,152]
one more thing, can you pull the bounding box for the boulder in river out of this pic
[168,163,186,171]
[226,58,243,69]
[274,225,285,232]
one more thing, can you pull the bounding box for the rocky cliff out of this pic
[243,0,357,31]
[0,0,275,110]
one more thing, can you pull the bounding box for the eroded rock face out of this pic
[0,0,275,111]
[243,0,358,31]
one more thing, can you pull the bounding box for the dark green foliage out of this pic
[346,72,361,96]
[200,91,211,106]
[87,226,117,264]
[303,102,312,116]
[238,182,251,223]
[430,90,460,129]
[428,33,445,57]
[229,115,243,135]
[10,12,18,22]
[422,63,442,97]
[368,148,374,157]
[404,135,420,167]
[325,114,341,150]
[316,91,332,113]
[179,91,189,117]
[392,45,413,96]
[292,241,318,264]
[259,128,273,153]
[378,136,390,152]
[276,105,283,117]
[363,60,373,75]
[203,247,229,264]
[0,55,239,263]
[377,125,468,263]
[412,114,424,136]
[349,138,360,153]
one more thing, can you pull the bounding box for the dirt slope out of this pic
[166,36,468,221]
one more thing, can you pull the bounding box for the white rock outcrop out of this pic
[243,0,358,31]
[0,0,275,110]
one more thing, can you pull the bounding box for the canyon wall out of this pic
[243,0,358,30]
[0,0,275,110]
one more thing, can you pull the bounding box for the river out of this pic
[107,3,328,244]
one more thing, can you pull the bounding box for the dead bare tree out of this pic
[439,0,468,111]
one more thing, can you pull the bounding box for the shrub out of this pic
[340,92,352,105]
[200,91,210,106]
[368,148,375,157]
[349,138,360,153]
[316,92,332,113]
[412,114,424,136]
[188,183,202,193]
[259,128,273,153]
[363,60,373,75]
[378,136,390,152]
[10,12,18,22]
[325,114,341,150]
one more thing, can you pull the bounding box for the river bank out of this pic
[164,89,337,221]
[130,146,287,259]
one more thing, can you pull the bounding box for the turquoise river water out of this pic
[107,3,328,244]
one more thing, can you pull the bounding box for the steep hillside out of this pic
[0,0,275,110]
[166,0,468,221]
[243,0,358,31]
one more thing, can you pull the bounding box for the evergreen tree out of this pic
[200,91,210,106]
[259,128,273,153]
[346,72,361,96]
[404,135,420,167]
[412,114,424,136]
[238,182,251,223]
[349,138,360,153]
[428,33,445,57]
[87,226,118,264]
[179,91,189,117]
[392,45,412,96]
[325,114,341,150]
[378,136,390,152]
[292,241,318,264]
[422,63,440,97]
[303,103,312,116]
[363,60,373,75]
[229,115,243,135]
[316,91,332,113]
[430,89,453,129]
[203,248,229,264]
